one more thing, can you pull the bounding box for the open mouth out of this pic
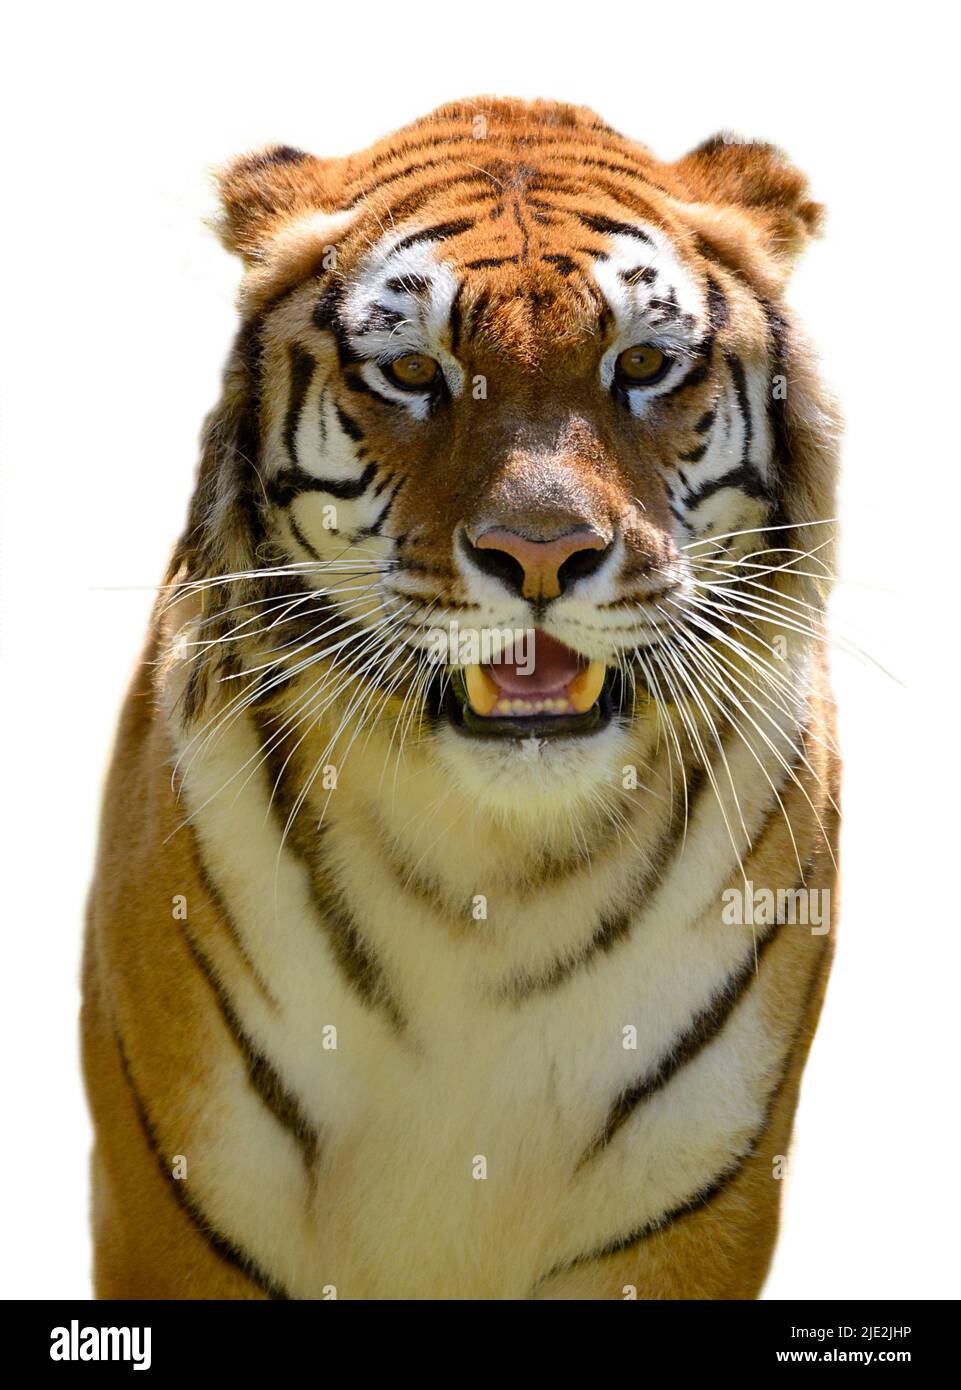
[445,631,613,739]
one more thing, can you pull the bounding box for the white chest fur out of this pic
[170,690,800,1298]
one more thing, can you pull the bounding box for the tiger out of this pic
[82,96,841,1301]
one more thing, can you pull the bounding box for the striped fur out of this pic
[83,98,840,1300]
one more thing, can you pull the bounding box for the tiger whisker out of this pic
[680,517,839,552]
[663,592,841,762]
[173,599,412,800]
[658,606,837,877]
[647,642,750,890]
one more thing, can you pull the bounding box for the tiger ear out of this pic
[671,134,823,271]
[215,145,344,263]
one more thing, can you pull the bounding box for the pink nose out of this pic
[473,527,609,600]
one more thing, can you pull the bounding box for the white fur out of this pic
[163,630,811,1298]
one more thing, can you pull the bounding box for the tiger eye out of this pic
[617,344,668,383]
[384,353,440,389]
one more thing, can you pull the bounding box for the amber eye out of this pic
[382,353,441,390]
[616,344,670,385]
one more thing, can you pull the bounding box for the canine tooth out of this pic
[568,660,606,713]
[465,664,499,716]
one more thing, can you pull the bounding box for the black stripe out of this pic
[334,403,364,442]
[254,716,407,1033]
[353,476,405,540]
[448,280,465,355]
[542,253,579,276]
[288,509,326,556]
[385,273,431,295]
[575,211,654,243]
[355,303,406,334]
[179,927,320,1173]
[185,814,276,1006]
[545,943,830,1283]
[299,862,405,1034]
[510,198,530,263]
[725,350,754,467]
[685,462,771,508]
[282,345,317,465]
[311,283,342,332]
[683,353,771,507]
[577,914,788,1168]
[270,461,377,505]
[541,151,673,197]
[390,557,457,580]
[312,286,364,367]
[464,255,519,269]
[678,441,708,463]
[467,288,491,336]
[706,275,730,332]
[499,770,699,1002]
[392,217,474,252]
[669,500,694,533]
[342,371,406,410]
[566,1073,782,1269]
[659,357,711,400]
[113,1028,289,1300]
[350,162,495,209]
[501,910,633,1002]
[620,264,657,286]
[383,174,499,225]
[649,286,680,324]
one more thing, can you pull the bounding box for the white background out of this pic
[1,0,958,1300]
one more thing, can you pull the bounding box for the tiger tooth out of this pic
[464,664,499,715]
[567,660,606,713]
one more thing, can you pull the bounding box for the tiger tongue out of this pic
[484,630,583,697]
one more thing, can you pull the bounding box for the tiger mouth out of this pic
[445,631,614,739]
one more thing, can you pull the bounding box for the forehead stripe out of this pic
[385,274,431,294]
[392,217,475,253]
[464,255,519,270]
[575,211,654,244]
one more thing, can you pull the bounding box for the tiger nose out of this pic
[468,526,611,601]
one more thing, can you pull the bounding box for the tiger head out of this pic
[170,98,838,818]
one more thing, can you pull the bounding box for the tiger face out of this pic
[175,99,834,815]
